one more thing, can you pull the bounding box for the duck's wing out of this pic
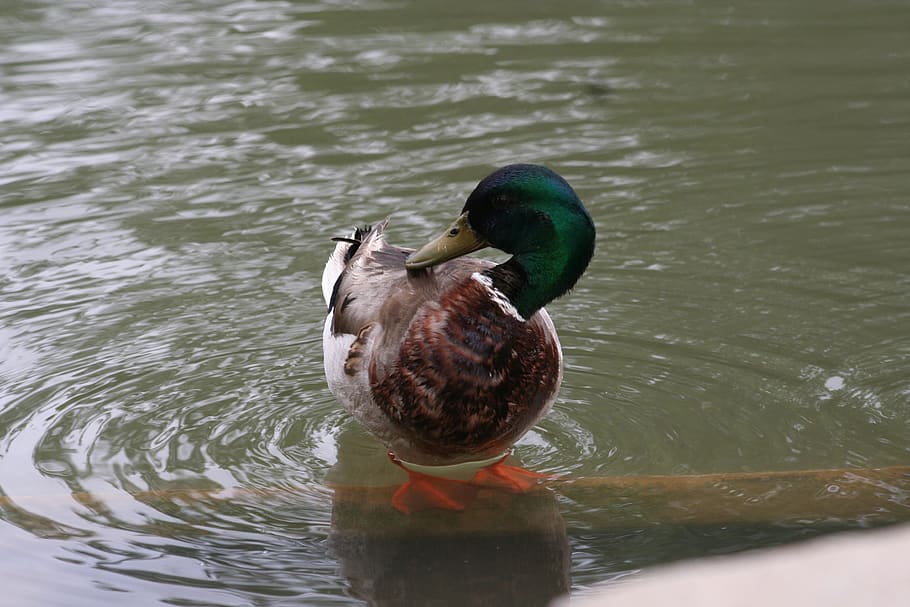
[324,220,492,340]
[322,220,495,431]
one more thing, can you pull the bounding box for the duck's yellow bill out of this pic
[405,212,488,270]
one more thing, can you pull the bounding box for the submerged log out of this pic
[329,466,910,533]
[553,465,910,528]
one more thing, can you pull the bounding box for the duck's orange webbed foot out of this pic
[389,452,478,514]
[388,452,555,514]
[470,460,555,492]
[390,470,477,515]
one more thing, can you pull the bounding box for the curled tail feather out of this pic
[321,221,388,310]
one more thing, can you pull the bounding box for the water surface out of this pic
[2,0,909,604]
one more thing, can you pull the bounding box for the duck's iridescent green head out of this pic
[406,164,595,318]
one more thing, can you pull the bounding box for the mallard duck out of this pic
[322,164,595,512]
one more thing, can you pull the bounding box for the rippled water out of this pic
[2,0,909,604]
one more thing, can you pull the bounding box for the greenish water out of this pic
[1,0,909,605]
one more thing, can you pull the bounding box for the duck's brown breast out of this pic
[369,278,561,459]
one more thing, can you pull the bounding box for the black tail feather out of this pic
[331,224,373,263]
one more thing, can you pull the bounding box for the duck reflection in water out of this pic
[326,427,570,607]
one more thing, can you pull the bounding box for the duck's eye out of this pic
[448,227,460,236]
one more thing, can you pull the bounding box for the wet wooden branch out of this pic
[330,466,910,533]
[551,466,910,528]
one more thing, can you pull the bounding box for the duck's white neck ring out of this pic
[471,272,526,322]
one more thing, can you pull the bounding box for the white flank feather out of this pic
[322,314,356,390]
[321,229,357,307]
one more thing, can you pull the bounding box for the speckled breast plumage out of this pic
[369,277,561,460]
